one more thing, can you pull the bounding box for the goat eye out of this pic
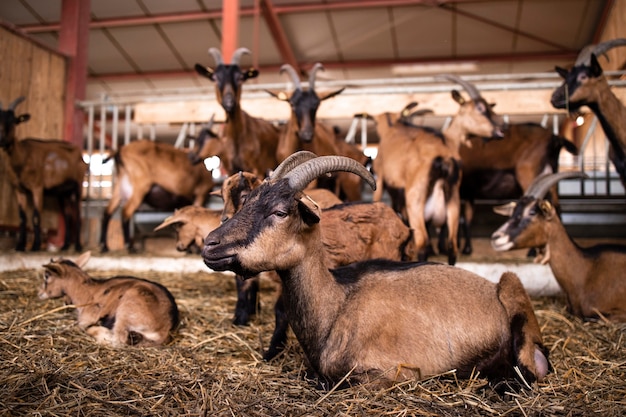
[577,73,588,82]
[273,210,288,218]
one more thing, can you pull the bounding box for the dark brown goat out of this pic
[202,154,550,389]
[455,123,578,254]
[267,63,368,201]
[100,140,214,252]
[551,38,626,187]
[194,47,281,177]
[0,96,87,251]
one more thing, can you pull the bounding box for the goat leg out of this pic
[16,207,27,252]
[233,275,259,325]
[263,290,289,361]
[31,208,42,251]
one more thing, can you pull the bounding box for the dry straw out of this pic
[1,267,624,416]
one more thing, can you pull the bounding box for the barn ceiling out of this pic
[0,0,615,101]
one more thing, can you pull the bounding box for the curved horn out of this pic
[154,213,185,232]
[9,96,26,111]
[409,109,434,117]
[230,47,251,65]
[575,38,626,66]
[279,64,302,90]
[525,171,587,200]
[439,74,481,101]
[208,47,224,66]
[284,155,376,192]
[270,151,319,181]
[308,62,324,91]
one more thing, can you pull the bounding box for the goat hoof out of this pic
[233,314,250,326]
[462,246,472,255]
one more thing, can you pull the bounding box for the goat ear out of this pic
[297,194,321,226]
[244,68,259,80]
[74,251,91,268]
[319,87,345,101]
[554,66,569,79]
[210,189,223,198]
[493,202,515,217]
[44,263,63,277]
[539,200,555,218]
[195,63,215,80]
[17,113,30,124]
[451,90,465,105]
[589,54,603,77]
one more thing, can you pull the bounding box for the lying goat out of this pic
[491,171,626,322]
[154,205,222,253]
[39,251,179,346]
[0,96,87,251]
[202,153,550,389]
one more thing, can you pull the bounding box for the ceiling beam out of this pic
[18,0,476,33]
[259,0,300,72]
[88,50,579,82]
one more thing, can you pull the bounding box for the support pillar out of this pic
[222,0,239,62]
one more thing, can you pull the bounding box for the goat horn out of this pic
[208,47,224,66]
[8,96,26,110]
[525,171,587,200]
[284,155,376,192]
[280,64,302,90]
[230,47,251,65]
[308,62,324,91]
[439,74,481,101]
[154,214,184,232]
[270,151,319,180]
[575,38,626,66]
[409,109,434,117]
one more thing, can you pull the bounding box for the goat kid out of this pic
[0,96,87,251]
[491,171,626,322]
[39,251,179,346]
[202,154,549,389]
[154,205,222,253]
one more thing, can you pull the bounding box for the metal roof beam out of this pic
[259,0,300,73]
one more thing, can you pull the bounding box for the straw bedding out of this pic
[1,265,624,416]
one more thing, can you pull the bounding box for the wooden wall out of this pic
[0,23,67,239]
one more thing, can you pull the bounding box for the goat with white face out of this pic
[491,171,626,322]
[202,154,549,389]
[39,251,179,346]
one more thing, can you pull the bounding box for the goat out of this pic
[551,38,626,187]
[369,75,505,265]
[491,171,626,322]
[194,47,281,177]
[154,205,222,253]
[202,154,550,389]
[39,251,179,346]
[217,153,417,359]
[455,123,578,255]
[100,139,214,253]
[0,96,87,252]
[267,63,368,201]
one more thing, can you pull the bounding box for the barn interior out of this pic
[1,2,626,416]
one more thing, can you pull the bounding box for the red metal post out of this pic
[222,0,239,62]
[58,0,90,148]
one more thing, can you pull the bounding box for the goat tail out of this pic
[429,156,461,185]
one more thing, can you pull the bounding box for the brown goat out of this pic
[370,76,505,264]
[202,154,550,389]
[0,96,87,252]
[39,251,179,346]
[100,139,214,252]
[456,123,578,254]
[491,171,626,322]
[551,38,626,187]
[194,47,281,177]
[216,156,417,359]
[154,205,222,253]
[267,63,368,201]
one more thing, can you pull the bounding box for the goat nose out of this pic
[299,130,314,142]
[204,234,220,247]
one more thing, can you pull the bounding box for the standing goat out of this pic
[100,140,214,252]
[202,154,549,389]
[267,63,368,201]
[194,47,281,177]
[551,38,626,187]
[39,251,179,346]
[369,75,505,264]
[0,96,87,252]
[456,123,578,255]
[491,171,626,322]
